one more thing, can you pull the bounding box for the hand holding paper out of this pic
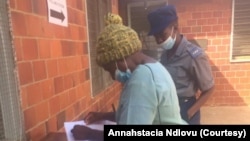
[71,125,96,140]
[64,120,116,141]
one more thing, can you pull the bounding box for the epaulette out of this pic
[187,43,203,58]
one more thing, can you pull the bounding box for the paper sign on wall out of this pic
[47,0,68,27]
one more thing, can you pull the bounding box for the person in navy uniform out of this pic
[147,5,215,124]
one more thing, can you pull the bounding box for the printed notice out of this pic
[47,0,68,27]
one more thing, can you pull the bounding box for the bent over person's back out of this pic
[116,62,187,125]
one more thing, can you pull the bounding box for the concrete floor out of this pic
[201,106,250,125]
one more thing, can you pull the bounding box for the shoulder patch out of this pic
[187,44,203,58]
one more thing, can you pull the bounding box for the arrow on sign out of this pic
[50,9,65,22]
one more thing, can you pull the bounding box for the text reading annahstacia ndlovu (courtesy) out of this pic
[104,125,249,140]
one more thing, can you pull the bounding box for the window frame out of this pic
[230,0,250,62]
[86,0,113,97]
[0,0,26,140]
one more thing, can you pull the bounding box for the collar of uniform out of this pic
[175,35,188,57]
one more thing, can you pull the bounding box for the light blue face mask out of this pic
[159,27,176,50]
[115,59,131,83]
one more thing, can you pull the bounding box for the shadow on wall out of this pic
[203,51,247,106]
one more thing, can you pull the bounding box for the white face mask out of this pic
[159,27,176,50]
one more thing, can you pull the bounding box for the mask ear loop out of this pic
[115,62,118,69]
[171,26,176,40]
[123,58,129,70]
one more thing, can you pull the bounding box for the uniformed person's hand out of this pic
[84,112,105,124]
[187,107,195,119]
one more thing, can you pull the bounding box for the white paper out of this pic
[64,120,116,141]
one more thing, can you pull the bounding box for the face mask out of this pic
[115,59,131,83]
[159,27,176,50]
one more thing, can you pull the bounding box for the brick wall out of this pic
[8,0,121,140]
[171,0,250,106]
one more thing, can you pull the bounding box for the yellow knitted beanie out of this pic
[96,13,142,66]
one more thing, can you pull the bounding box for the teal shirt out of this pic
[116,62,187,125]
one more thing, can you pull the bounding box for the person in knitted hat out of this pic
[71,13,187,141]
[147,5,214,125]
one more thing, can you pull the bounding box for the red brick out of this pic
[33,60,47,81]
[220,65,230,71]
[223,25,231,31]
[67,0,77,8]
[20,87,28,110]
[61,41,77,56]
[226,71,235,78]
[11,11,27,36]
[58,58,68,75]
[208,19,218,25]
[13,38,23,61]
[67,8,75,25]
[69,89,77,104]
[235,71,246,77]
[32,0,47,16]
[47,59,59,77]
[216,59,227,65]
[65,106,74,121]
[64,75,74,90]
[54,76,65,94]
[40,79,54,100]
[202,12,213,18]
[46,116,57,132]
[82,55,89,69]
[224,84,235,91]
[222,38,230,44]
[22,38,38,60]
[9,0,16,8]
[240,78,250,84]
[18,62,33,85]
[69,25,80,40]
[240,65,250,70]
[38,39,51,59]
[202,26,212,32]
[26,15,43,36]
[213,11,223,18]
[212,38,222,45]
[222,10,232,18]
[187,20,197,26]
[192,12,201,19]
[197,19,208,25]
[16,0,32,12]
[80,27,88,41]
[24,107,37,130]
[54,26,66,39]
[26,83,43,107]
[49,95,61,116]
[29,124,46,141]
[60,92,70,110]
[35,101,49,122]
[229,78,239,84]
[76,12,85,26]
[212,25,223,32]
[196,33,206,37]
[50,40,62,58]
[181,27,191,33]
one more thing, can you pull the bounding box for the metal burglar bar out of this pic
[0,1,26,141]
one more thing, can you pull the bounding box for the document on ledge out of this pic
[64,120,116,141]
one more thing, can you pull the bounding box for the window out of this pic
[0,1,26,140]
[86,0,113,96]
[231,0,250,62]
[127,0,167,60]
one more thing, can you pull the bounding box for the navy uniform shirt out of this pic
[160,36,214,98]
